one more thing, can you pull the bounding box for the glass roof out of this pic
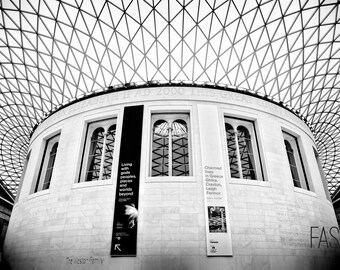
[0,0,340,198]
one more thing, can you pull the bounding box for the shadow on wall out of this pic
[0,258,11,270]
[1,253,340,270]
[330,251,340,270]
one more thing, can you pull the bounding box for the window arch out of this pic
[85,127,105,181]
[282,132,309,190]
[225,117,263,180]
[151,114,190,177]
[284,140,300,187]
[42,142,59,190]
[79,119,116,182]
[35,134,60,193]
[152,120,169,176]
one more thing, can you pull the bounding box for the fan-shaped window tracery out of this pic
[225,118,263,181]
[80,119,116,182]
[151,115,190,177]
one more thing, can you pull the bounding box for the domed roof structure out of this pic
[0,0,339,197]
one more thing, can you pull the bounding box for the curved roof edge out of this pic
[30,81,313,138]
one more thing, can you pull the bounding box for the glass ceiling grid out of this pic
[0,0,340,197]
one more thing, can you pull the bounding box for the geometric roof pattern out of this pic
[0,0,340,197]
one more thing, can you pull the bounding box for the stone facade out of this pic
[0,182,14,269]
[4,87,340,270]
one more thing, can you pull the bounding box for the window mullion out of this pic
[234,127,243,179]
[169,126,173,177]
[99,131,108,180]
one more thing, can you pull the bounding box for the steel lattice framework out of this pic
[0,0,340,197]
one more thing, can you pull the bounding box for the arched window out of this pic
[225,117,263,180]
[151,115,190,177]
[284,140,300,187]
[80,119,116,182]
[42,142,59,190]
[283,132,309,190]
[35,134,60,192]
[85,127,105,181]
[152,120,169,176]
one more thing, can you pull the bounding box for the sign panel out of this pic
[111,105,144,256]
[197,104,233,256]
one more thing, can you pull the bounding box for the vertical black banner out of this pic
[111,105,144,256]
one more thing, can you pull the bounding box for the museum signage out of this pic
[197,104,233,256]
[111,105,144,256]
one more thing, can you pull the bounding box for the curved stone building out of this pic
[4,86,339,270]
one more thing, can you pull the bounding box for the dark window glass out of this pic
[284,140,301,188]
[237,126,256,180]
[225,117,263,181]
[225,123,239,178]
[152,120,169,176]
[85,127,105,181]
[172,120,189,176]
[102,125,116,180]
[42,142,59,190]
[35,134,60,192]
[79,119,117,182]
